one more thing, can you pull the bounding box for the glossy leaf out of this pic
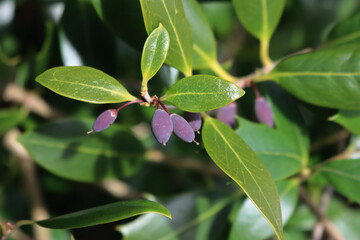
[141,24,170,84]
[17,119,145,182]
[91,0,147,50]
[331,110,360,134]
[230,180,298,240]
[182,0,217,69]
[320,159,360,204]
[161,75,245,112]
[140,0,193,76]
[119,192,239,240]
[326,10,360,47]
[262,44,360,110]
[237,84,309,180]
[232,0,286,40]
[36,66,136,104]
[202,116,283,240]
[37,200,171,229]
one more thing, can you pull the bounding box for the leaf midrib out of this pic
[161,0,191,75]
[163,91,239,99]
[39,78,127,97]
[321,167,360,182]
[270,72,360,78]
[207,118,282,239]
[257,151,302,163]
[261,0,268,39]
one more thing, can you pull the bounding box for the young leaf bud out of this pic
[92,109,118,132]
[217,102,237,128]
[170,113,195,143]
[255,97,274,127]
[184,112,202,133]
[152,109,173,146]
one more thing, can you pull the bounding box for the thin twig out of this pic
[299,186,344,240]
[310,130,350,153]
[3,130,51,240]
[3,83,63,119]
[97,180,143,200]
[311,186,334,240]
[235,47,313,88]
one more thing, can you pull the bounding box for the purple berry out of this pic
[255,97,274,127]
[92,109,118,132]
[184,112,202,133]
[170,113,195,143]
[152,109,173,146]
[217,102,237,128]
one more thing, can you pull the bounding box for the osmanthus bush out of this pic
[1,0,360,239]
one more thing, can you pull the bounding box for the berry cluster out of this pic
[151,98,201,146]
[87,98,201,146]
[88,82,274,145]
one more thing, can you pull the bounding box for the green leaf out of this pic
[230,180,298,240]
[261,45,360,110]
[331,110,360,134]
[91,0,147,50]
[36,200,171,229]
[161,75,245,112]
[201,2,237,40]
[232,0,286,40]
[236,118,303,180]
[326,10,360,47]
[17,119,145,182]
[119,192,240,240]
[141,24,170,85]
[319,159,360,204]
[140,0,193,76]
[202,116,283,240]
[36,66,136,104]
[182,0,217,69]
[0,108,27,135]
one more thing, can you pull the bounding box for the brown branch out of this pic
[3,83,63,119]
[235,48,313,88]
[3,130,50,240]
[311,186,334,240]
[299,186,344,240]
[97,180,143,200]
[310,130,350,153]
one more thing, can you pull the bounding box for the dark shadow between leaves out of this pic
[62,141,82,160]
[97,0,147,50]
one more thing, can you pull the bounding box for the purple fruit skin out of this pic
[152,109,173,144]
[255,97,274,127]
[93,109,118,132]
[184,112,202,132]
[170,114,195,143]
[217,102,237,128]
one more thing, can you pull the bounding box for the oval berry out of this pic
[217,102,237,128]
[170,113,195,143]
[92,109,118,132]
[255,97,274,127]
[184,112,202,133]
[152,109,173,146]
